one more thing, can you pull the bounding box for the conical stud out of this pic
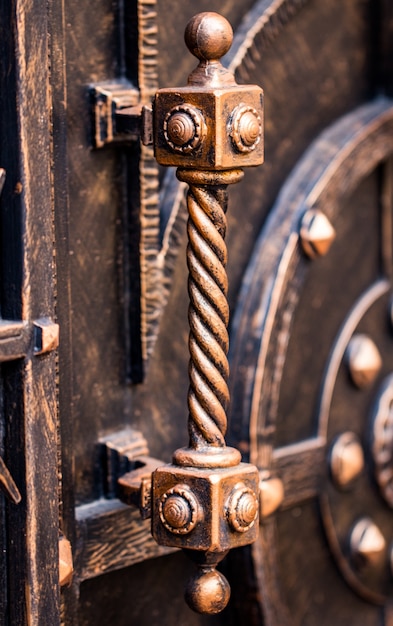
[346,334,382,389]
[350,518,386,569]
[59,535,73,587]
[0,169,5,195]
[299,209,336,259]
[330,432,364,488]
[259,475,284,518]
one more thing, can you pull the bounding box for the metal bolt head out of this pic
[227,483,258,532]
[59,536,73,587]
[299,209,336,259]
[330,432,364,488]
[350,518,386,569]
[259,475,284,518]
[346,334,382,389]
[230,105,262,153]
[167,112,195,145]
[164,105,206,154]
[159,485,199,535]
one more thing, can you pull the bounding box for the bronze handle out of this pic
[149,12,264,614]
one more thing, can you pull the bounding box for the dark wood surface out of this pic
[0,0,60,624]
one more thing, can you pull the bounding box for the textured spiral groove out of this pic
[176,169,243,450]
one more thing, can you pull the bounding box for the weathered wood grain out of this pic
[0,0,60,623]
[0,321,30,362]
[273,438,326,508]
[75,499,175,581]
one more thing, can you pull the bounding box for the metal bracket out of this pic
[118,456,164,519]
[99,427,149,496]
[99,427,164,519]
[91,80,153,148]
[33,318,59,355]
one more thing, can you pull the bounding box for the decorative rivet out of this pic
[350,518,386,569]
[159,485,199,535]
[346,334,382,389]
[299,209,336,259]
[59,535,73,587]
[164,105,206,154]
[230,104,262,153]
[33,318,60,355]
[330,432,364,488]
[167,112,195,146]
[259,475,284,518]
[227,483,258,532]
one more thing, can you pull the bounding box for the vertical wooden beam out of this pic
[16,0,59,618]
[48,0,80,620]
[0,0,60,623]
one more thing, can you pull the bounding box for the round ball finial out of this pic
[185,12,233,62]
[185,568,230,614]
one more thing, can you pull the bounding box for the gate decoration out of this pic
[2,0,392,622]
[229,99,393,625]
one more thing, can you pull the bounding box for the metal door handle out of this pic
[151,12,265,614]
[120,12,264,614]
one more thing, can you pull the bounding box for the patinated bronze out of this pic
[150,12,264,614]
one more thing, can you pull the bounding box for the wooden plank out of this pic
[75,499,175,581]
[0,321,30,362]
[273,438,326,508]
[48,0,78,622]
[0,0,60,623]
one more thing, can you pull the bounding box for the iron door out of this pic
[1,1,393,625]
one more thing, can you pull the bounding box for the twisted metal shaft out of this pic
[177,169,243,451]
